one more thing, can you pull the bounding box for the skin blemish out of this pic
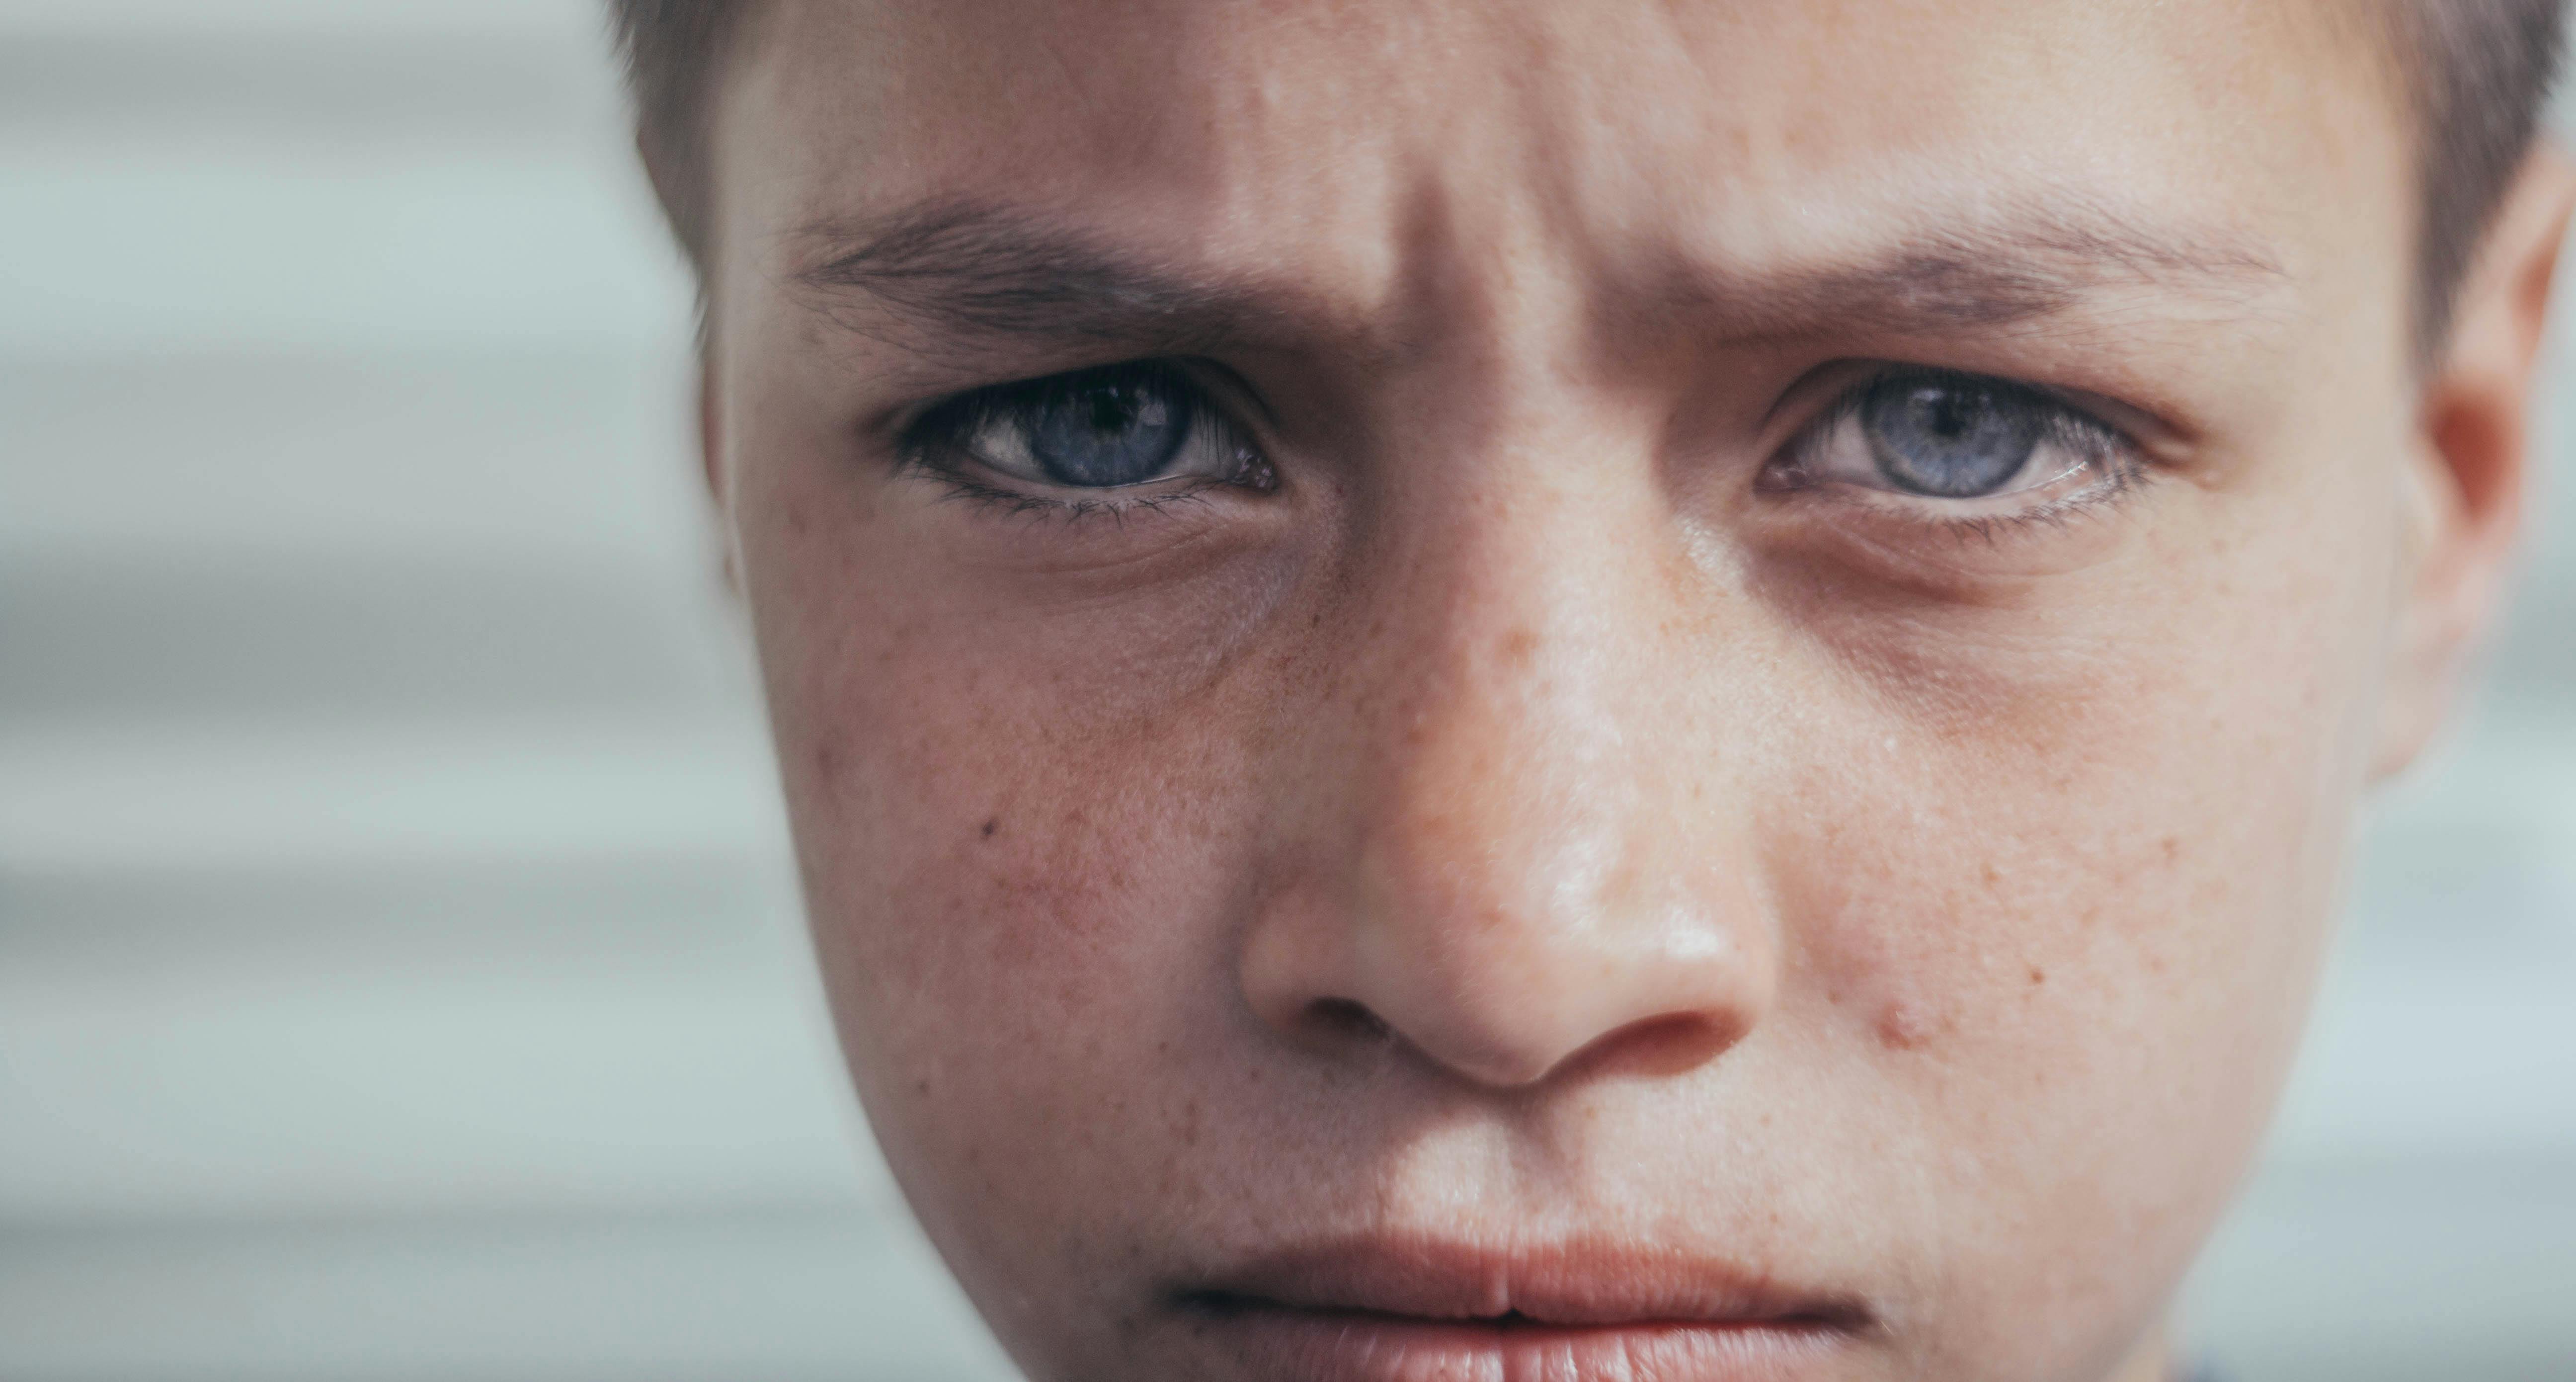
[982,816,1000,839]
[1876,996,1948,1052]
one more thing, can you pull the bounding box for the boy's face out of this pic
[699,2,2555,1379]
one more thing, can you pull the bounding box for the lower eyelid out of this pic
[901,428,1269,525]
[1773,435,2142,538]
[913,466,1251,534]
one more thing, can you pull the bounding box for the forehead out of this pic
[717,0,2397,326]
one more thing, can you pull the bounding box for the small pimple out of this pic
[1876,998,1944,1051]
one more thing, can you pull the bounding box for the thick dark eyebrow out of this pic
[791,201,1289,354]
[789,196,2291,355]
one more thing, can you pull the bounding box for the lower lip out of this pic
[1190,1306,1854,1382]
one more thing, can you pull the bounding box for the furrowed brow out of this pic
[791,195,2291,357]
[790,201,1279,351]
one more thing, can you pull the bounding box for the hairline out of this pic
[614,0,2562,358]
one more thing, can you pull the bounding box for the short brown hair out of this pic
[2399,0,2570,345]
[609,0,2567,348]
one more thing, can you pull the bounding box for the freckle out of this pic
[2028,966,2046,986]
[2161,835,2181,864]
[1981,862,2002,888]
[915,1078,931,1096]
[812,743,839,787]
[1498,627,1538,667]
[981,817,999,839]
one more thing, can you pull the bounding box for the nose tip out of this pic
[1366,950,1765,1091]
[1240,842,1776,1090]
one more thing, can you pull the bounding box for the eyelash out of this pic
[892,361,2152,535]
[1768,367,2150,543]
[893,363,1272,525]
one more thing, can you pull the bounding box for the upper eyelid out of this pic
[895,357,1271,447]
[1776,366,2135,461]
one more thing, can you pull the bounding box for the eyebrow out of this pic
[791,201,1292,355]
[1682,193,2292,341]
[788,195,2290,356]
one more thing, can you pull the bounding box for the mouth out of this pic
[1169,1234,1873,1382]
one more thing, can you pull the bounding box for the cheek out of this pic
[734,459,1279,1188]
[1770,477,2392,1336]
[770,621,1267,1289]
[764,595,1244,1078]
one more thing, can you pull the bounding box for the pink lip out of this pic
[1172,1234,1872,1382]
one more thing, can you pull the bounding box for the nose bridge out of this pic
[1240,424,1776,1089]
[1363,476,1638,924]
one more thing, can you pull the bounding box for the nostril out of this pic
[1305,997,1393,1044]
[1554,1011,1743,1082]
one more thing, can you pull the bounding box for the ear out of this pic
[697,323,741,597]
[2375,146,2576,781]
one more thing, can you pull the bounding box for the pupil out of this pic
[1085,389,1136,434]
[1860,375,2042,498]
[1027,369,1189,487]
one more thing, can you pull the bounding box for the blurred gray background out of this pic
[1,3,2572,1380]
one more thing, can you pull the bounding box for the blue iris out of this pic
[1024,369,1190,487]
[1861,374,2044,498]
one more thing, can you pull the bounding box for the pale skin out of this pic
[681,2,2574,1379]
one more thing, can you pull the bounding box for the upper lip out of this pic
[1172,1232,1874,1332]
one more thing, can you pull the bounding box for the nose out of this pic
[1239,473,1778,1090]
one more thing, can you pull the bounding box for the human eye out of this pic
[897,360,1277,516]
[1760,367,2143,527]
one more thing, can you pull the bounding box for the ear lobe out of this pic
[2374,147,2576,781]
